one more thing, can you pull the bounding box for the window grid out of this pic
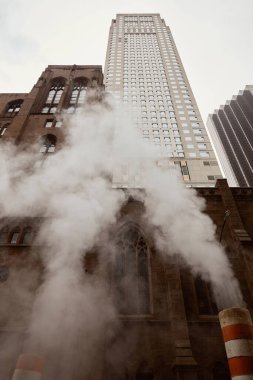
[42,81,64,114]
[5,101,23,117]
[114,227,150,315]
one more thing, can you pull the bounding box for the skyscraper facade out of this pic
[104,14,222,187]
[207,86,253,187]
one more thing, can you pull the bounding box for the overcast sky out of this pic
[0,0,252,121]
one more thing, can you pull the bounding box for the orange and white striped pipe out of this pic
[12,354,44,380]
[219,308,253,380]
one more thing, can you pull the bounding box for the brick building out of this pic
[0,66,253,380]
[0,64,103,146]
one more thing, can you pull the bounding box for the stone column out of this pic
[167,259,198,379]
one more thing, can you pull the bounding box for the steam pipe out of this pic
[12,354,44,380]
[219,308,253,379]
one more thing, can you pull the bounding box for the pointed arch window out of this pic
[10,227,20,244]
[21,227,33,245]
[68,79,88,113]
[42,80,65,114]
[0,227,9,244]
[39,134,57,153]
[114,226,150,315]
[195,276,218,315]
[5,100,23,117]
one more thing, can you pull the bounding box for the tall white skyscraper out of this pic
[104,14,222,187]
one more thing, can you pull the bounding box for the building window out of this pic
[5,100,23,117]
[39,134,57,153]
[42,80,65,114]
[44,119,62,128]
[180,162,189,176]
[198,143,207,149]
[10,227,20,244]
[0,123,10,136]
[0,227,9,244]
[44,119,54,128]
[21,227,33,245]
[200,151,210,157]
[195,136,204,142]
[69,79,88,111]
[207,175,222,180]
[203,161,218,166]
[113,226,150,315]
[195,276,218,315]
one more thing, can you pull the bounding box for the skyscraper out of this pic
[207,86,253,187]
[104,14,222,187]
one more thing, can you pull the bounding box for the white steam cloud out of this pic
[0,94,243,378]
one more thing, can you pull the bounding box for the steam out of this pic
[141,167,243,308]
[0,94,243,377]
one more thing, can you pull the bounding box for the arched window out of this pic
[212,362,230,380]
[5,100,23,117]
[0,123,10,137]
[39,134,57,153]
[68,78,88,113]
[42,79,65,114]
[113,226,150,315]
[0,227,9,244]
[195,276,218,315]
[10,227,20,244]
[21,227,33,245]
[91,77,98,86]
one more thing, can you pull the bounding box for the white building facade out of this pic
[104,14,222,187]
